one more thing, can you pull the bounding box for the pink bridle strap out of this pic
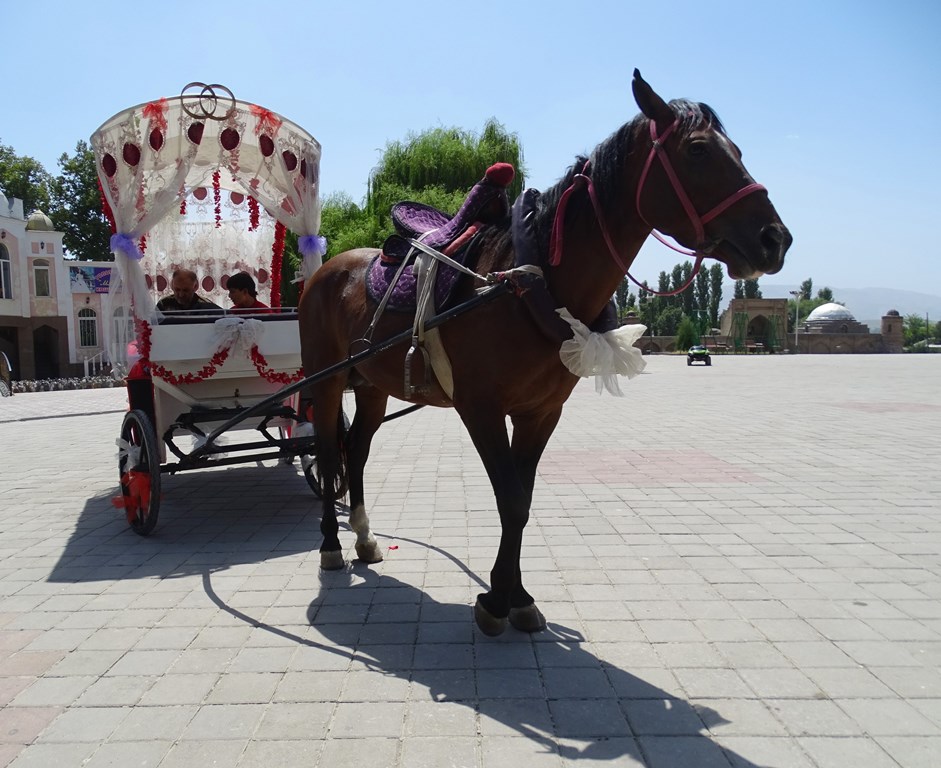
[547,115,768,298]
[549,164,703,296]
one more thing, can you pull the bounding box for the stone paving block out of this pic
[2,360,940,766]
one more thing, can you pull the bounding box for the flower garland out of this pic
[212,170,222,228]
[271,221,286,307]
[248,196,260,231]
[250,346,305,384]
[135,317,302,385]
[139,234,147,255]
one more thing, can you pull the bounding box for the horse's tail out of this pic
[309,403,350,499]
[335,409,350,498]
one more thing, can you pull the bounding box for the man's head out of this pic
[169,269,200,309]
[227,271,257,309]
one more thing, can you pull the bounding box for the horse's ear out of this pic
[632,68,673,128]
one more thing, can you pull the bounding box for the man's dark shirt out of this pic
[155,294,221,312]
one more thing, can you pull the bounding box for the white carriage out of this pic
[94,83,329,534]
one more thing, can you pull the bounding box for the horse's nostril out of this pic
[760,224,784,251]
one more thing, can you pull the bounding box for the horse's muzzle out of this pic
[758,222,792,275]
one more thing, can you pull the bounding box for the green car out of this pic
[687,345,711,366]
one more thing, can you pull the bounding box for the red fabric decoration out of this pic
[248,196,260,231]
[98,179,117,234]
[250,104,283,136]
[139,235,147,254]
[114,470,153,524]
[270,221,286,308]
[142,98,169,132]
[212,171,222,228]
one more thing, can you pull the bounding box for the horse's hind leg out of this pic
[347,385,388,564]
[309,376,347,570]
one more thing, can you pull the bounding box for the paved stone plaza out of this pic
[0,354,939,767]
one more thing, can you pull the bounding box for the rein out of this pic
[548,117,766,297]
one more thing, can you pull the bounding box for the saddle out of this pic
[366,163,516,400]
[368,162,516,312]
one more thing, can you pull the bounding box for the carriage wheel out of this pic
[118,409,162,536]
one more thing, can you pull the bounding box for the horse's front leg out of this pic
[346,386,389,564]
[503,408,563,632]
[458,408,538,636]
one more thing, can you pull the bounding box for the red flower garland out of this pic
[139,235,147,255]
[134,317,302,386]
[271,221,286,308]
[98,179,117,234]
[248,196,260,231]
[212,170,222,228]
[180,198,187,216]
[250,346,304,384]
[150,347,230,385]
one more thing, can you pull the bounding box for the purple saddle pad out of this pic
[365,234,481,313]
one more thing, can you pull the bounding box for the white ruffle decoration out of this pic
[212,317,264,357]
[556,308,647,396]
[115,437,141,469]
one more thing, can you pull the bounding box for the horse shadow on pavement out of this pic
[296,562,770,767]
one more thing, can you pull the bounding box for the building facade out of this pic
[0,193,115,379]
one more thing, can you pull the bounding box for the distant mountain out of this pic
[724,283,941,330]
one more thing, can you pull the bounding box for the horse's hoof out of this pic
[355,539,384,564]
[320,550,345,570]
[508,604,547,633]
[474,597,508,637]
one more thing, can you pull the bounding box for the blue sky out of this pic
[3,0,939,294]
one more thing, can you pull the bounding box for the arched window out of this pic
[0,244,11,300]
[78,308,98,347]
[33,258,51,297]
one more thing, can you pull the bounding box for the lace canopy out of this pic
[92,84,325,370]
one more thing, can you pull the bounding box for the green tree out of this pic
[48,141,112,261]
[678,260,694,315]
[708,263,723,328]
[817,286,834,302]
[799,278,813,300]
[734,279,744,299]
[656,306,683,336]
[903,314,929,349]
[319,191,384,260]
[676,315,699,349]
[743,278,762,299]
[0,140,52,216]
[366,118,525,242]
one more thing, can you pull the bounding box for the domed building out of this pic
[803,302,869,334]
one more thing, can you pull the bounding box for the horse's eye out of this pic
[688,142,708,158]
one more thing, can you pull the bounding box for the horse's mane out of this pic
[476,99,725,273]
[534,99,725,253]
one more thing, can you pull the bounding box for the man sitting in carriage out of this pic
[155,269,221,312]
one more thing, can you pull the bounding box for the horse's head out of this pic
[630,70,791,279]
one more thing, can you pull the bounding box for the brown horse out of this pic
[298,70,791,636]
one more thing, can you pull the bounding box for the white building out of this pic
[0,192,115,379]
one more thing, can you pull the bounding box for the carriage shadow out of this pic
[48,459,324,583]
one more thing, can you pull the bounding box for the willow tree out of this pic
[366,118,525,240]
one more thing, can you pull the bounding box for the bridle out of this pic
[549,116,766,297]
